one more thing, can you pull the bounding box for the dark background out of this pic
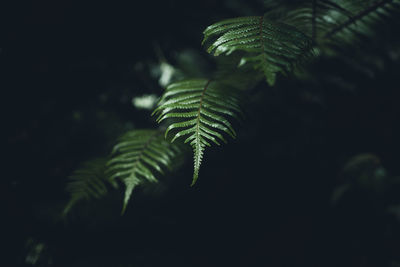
[3,0,400,266]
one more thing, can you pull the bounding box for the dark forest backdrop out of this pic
[3,0,400,266]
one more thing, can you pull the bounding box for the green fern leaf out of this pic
[203,15,314,85]
[64,158,113,215]
[153,79,241,185]
[107,129,180,213]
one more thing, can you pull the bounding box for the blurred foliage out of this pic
[4,0,400,266]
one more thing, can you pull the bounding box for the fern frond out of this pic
[324,0,400,44]
[106,129,181,213]
[153,79,242,185]
[203,15,314,85]
[64,158,113,215]
[268,0,352,42]
[263,0,400,49]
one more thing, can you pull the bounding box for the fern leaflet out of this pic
[153,79,241,185]
[203,15,314,85]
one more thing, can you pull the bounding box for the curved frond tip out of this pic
[153,79,242,185]
[107,129,181,213]
[63,158,112,215]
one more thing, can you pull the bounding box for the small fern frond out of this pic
[64,158,113,215]
[203,15,314,85]
[153,79,242,185]
[106,129,181,213]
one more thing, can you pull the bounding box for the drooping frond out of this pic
[153,79,242,185]
[324,0,400,45]
[203,15,314,85]
[106,129,181,213]
[265,0,400,47]
[265,0,352,42]
[64,158,113,215]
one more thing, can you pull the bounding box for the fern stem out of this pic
[312,0,317,42]
[134,132,161,167]
[259,16,267,66]
[324,0,392,38]
[192,79,212,185]
[194,79,211,139]
[196,80,211,123]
